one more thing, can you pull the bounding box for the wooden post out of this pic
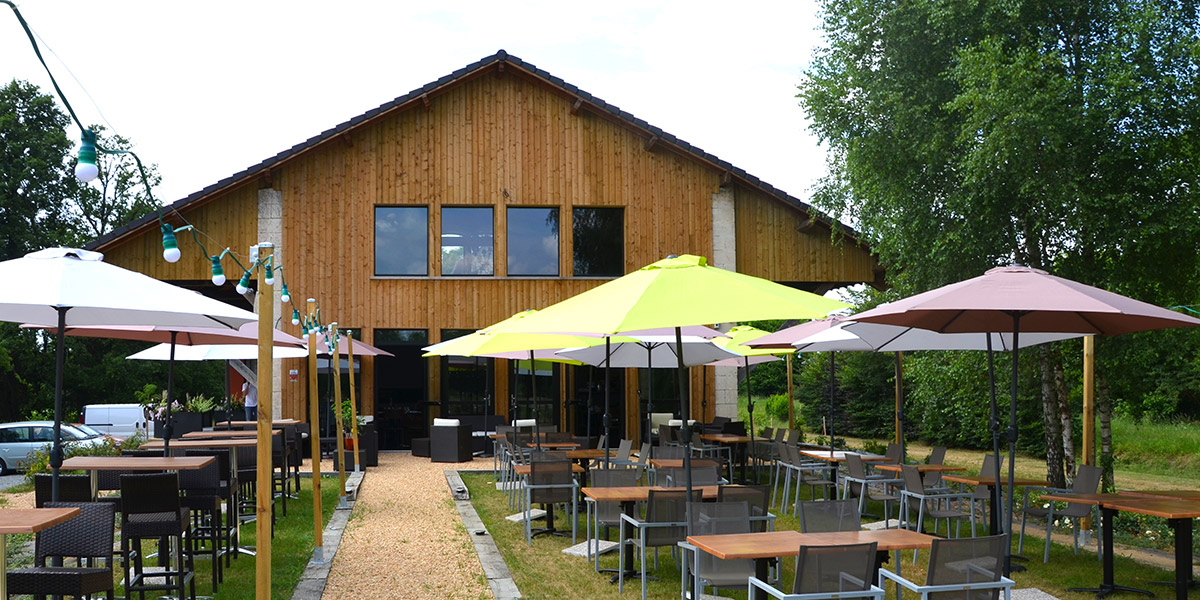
[1082,335,1095,529]
[786,354,794,429]
[307,299,323,560]
[332,323,347,506]
[255,244,274,600]
[347,335,361,472]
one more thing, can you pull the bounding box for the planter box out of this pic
[153,411,204,439]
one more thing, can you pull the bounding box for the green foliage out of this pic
[764,393,791,424]
[23,433,145,483]
[183,393,216,414]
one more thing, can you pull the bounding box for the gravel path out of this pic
[322,452,492,600]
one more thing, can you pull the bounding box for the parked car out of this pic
[82,403,151,440]
[0,421,108,475]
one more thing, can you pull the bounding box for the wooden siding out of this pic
[97,66,875,438]
[733,186,876,284]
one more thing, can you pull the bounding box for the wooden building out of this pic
[89,50,880,449]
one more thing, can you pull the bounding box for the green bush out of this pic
[23,433,146,483]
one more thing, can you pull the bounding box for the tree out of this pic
[69,124,161,241]
[800,0,1200,486]
[0,79,78,259]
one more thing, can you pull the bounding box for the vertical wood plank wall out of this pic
[97,65,876,439]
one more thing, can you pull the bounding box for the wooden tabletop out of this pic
[872,463,966,473]
[581,484,726,503]
[1103,498,1200,519]
[1127,489,1200,501]
[686,528,938,560]
[564,449,615,460]
[512,463,585,476]
[1040,492,1143,506]
[649,458,720,469]
[800,450,890,463]
[941,474,1048,487]
[183,429,280,439]
[0,507,80,535]
[222,419,300,427]
[526,442,581,449]
[142,438,260,449]
[62,455,215,471]
[699,434,752,444]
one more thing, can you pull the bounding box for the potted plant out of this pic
[336,400,377,468]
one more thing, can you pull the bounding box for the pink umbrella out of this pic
[852,265,1200,559]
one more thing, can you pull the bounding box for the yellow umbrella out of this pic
[488,255,850,490]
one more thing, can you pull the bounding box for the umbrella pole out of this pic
[585,367,592,445]
[603,337,612,468]
[225,360,233,430]
[828,352,835,456]
[530,351,541,452]
[1007,315,1022,575]
[645,345,653,447]
[986,338,1004,537]
[745,357,756,483]
[895,352,904,463]
[50,306,68,503]
[163,331,177,456]
[675,327,694,521]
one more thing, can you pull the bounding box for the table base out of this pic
[1067,583,1155,599]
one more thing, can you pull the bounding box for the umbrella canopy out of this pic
[752,316,1083,353]
[36,322,305,348]
[310,336,394,357]
[852,265,1200,565]
[422,330,613,360]
[129,343,310,361]
[0,247,258,501]
[556,335,739,367]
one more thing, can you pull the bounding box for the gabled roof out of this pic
[89,50,870,251]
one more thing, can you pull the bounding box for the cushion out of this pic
[512,419,537,428]
[433,418,461,427]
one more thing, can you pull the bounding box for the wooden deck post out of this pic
[255,244,274,600]
[307,299,323,560]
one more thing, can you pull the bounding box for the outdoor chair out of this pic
[179,456,227,593]
[1018,464,1103,562]
[718,483,774,531]
[968,454,1004,536]
[523,454,578,545]
[796,498,862,533]
[33,473,92,506]
[898,465,974,560]
[585,467,640,573]
[786,444,836,507]
[431,418,473,462]
[271,433,290,516]
[662,464,723,487]
[608,439,634,466]
[680,500,755,599]
[618,488,701,600]
[5,501,116,600]
[186,448,238,568]
[843,453,899,526]
[749,541,884,600]
[120,472,195,600]
[922,446,952,493]
[878,534,1014,600]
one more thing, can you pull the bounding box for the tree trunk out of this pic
[1040,346,1067,488]
[1054,348,1076,482]
[1097,373,1115,492]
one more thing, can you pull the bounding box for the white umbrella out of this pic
[0,247,258,499]
[129,343,310,361]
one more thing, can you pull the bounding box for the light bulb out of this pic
[75,130,99,183]
[161,224,180,263]
[210,256,226,286]
[291,309,300,326]
[235,270,252,295]
[280,283,290,303]
[263,265,274,286]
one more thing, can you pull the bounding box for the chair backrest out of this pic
[658,424,678,445]
[885,442,902,463]
[120,472,182,515]
[928,446,947,465]
[796,498,861,532]
[901,465,926,493]
[34,473,91,507]
[529,450,566,462]
[655,445,686,460]
[845,454,867,498]
[663,465,720,487]
[528,457,573,504]
[792,542,878,594]
[643,488,700,547]
[1072,464,1103,493]
[761,427,774,442]
[615,439,633,461]
[179,459,222,495]
[689,500,754,585]
[36,501,115,564]
[785,429,801,446]
[774,428,787,443]
[718,484,770,531]
[591,468,641,525]
[926,534,1007,600]
[974,454,1003,500]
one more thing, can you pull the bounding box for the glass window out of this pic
[510,359,560,426]
[375,206,428,276]
[507,208,559,276]
[441,207,494,275]
[440,329,494,417]
[572,207,624,276]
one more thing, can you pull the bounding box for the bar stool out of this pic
[120,472,195,600]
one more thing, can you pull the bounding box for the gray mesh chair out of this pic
[1019,464,1102,562]
[662,465,723,487]
[523,455,578,545]
[586,468,640,572]
[922,446,951,492]
[879,534,1014,600]
[843,454,899,526]
[5,501,116,600]
[683,501,755,598]
[796,498,861,533]
[619,488,701,600]
[899,465,974,562]
[749,541,884,600]
[719,484,774,532]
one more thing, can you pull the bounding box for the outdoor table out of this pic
[648,458,720,470]
[940,473,1048,535]
[685,527,937,600]
[698,433,752,483]
[564,449,615,488]
[581,484,725,582]
[513,462,585,539]
[871,463,966,474]
[800,449,890,490]
[1045,492,1200,600]
[223,419,299,427]
[0,507,80,598]
[525,441,581,449]
[183,429,280,439]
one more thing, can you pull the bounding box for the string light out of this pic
[291,309,300,326]
[263,257,275,285]
[235,270,252,295]
[210,255,226,286]
[75,129,98,182]
[161,223,180,263]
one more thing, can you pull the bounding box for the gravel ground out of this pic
[322,451,492,600]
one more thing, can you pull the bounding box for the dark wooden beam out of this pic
[644,135,659,151]
[570,98,584,115]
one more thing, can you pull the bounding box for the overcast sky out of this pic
[4,1,829,205]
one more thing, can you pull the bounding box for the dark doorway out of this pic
[637,367,689,445]
[569,365,625,440]
[373,329,428,450]
[440,329,495,417]
[507,358,560,427]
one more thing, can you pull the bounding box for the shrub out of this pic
[23,433,146,483]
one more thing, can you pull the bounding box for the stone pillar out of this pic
[258,188,284,417]
[711,186,738,420]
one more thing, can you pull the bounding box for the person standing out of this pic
[243,381,258,420]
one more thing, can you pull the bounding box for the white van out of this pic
[82,403,150,440]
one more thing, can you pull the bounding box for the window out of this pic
[507,207,559,275]
[440,329,494,417]
[441,207,493,275]
[510,359,560,425]
[375,206,428,275]
[573,207,624,276]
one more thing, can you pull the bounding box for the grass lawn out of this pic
[461,468,1193,600]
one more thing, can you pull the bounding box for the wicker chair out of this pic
[6,501,116,600]
[33,473,92,506]
[179,457,226,593]
[120,472,195,600]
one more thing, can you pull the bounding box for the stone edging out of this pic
[447,468,522,599]
[291,470,366,600]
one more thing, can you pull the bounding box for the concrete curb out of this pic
[448,469,523,599]
[290,470,365,600]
